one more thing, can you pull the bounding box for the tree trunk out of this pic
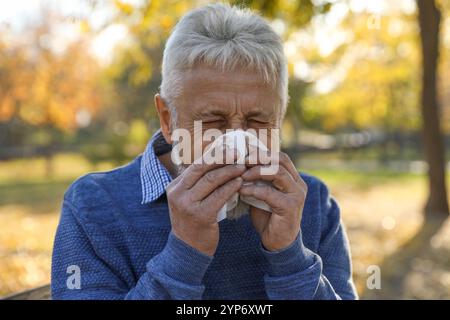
[417,0,449,218]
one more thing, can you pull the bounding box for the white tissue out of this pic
[202,130,272,222]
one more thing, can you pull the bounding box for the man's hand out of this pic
[166,149,245,256]
[239,152,307,251]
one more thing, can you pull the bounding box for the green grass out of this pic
[0,179,73,213]
[0,153,116,214]
[307,168,425,190]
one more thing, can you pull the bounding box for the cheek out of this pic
[187,129,217,163]
[250,123,280,151]
[266,131,280,152]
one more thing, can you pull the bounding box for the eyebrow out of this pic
[246,110,269,118]
[197,108,271,118]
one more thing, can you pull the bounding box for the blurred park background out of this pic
[1,0,450,299]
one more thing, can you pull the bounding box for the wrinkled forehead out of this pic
[175,65,282,118]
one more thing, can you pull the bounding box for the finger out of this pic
[277,152,308,196]
[241,165,297,193]
[278,152,301,182]
[180,147,238,189]
[190,164,246,201]
[246,150,300,182]
[238,182,286,212]
[200,176,243,214]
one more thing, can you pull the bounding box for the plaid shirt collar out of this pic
[140,130,173,204]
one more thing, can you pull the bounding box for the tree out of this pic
[0,10,103,175]
[301,12,420,134]
[417,0,449,218]
[243,0,449,219]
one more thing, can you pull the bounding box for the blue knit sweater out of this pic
[51,153,357,300]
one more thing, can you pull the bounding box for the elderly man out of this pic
[51,3,357,300]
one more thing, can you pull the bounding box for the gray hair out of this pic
[160,3,289,122]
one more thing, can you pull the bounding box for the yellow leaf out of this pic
[114,0,134,15]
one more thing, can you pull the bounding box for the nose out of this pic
[228,117,246,131]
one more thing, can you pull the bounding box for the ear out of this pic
[154,93,173,144]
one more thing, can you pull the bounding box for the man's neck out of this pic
[158,152,178,179]
[152,129,177,178]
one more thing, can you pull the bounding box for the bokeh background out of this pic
[1,0,449,299]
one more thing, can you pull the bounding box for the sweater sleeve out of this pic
[51,201,213,300]
[261,181,358,300]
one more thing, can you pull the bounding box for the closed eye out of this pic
[202,118,226,126]
[248,119,270,125]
